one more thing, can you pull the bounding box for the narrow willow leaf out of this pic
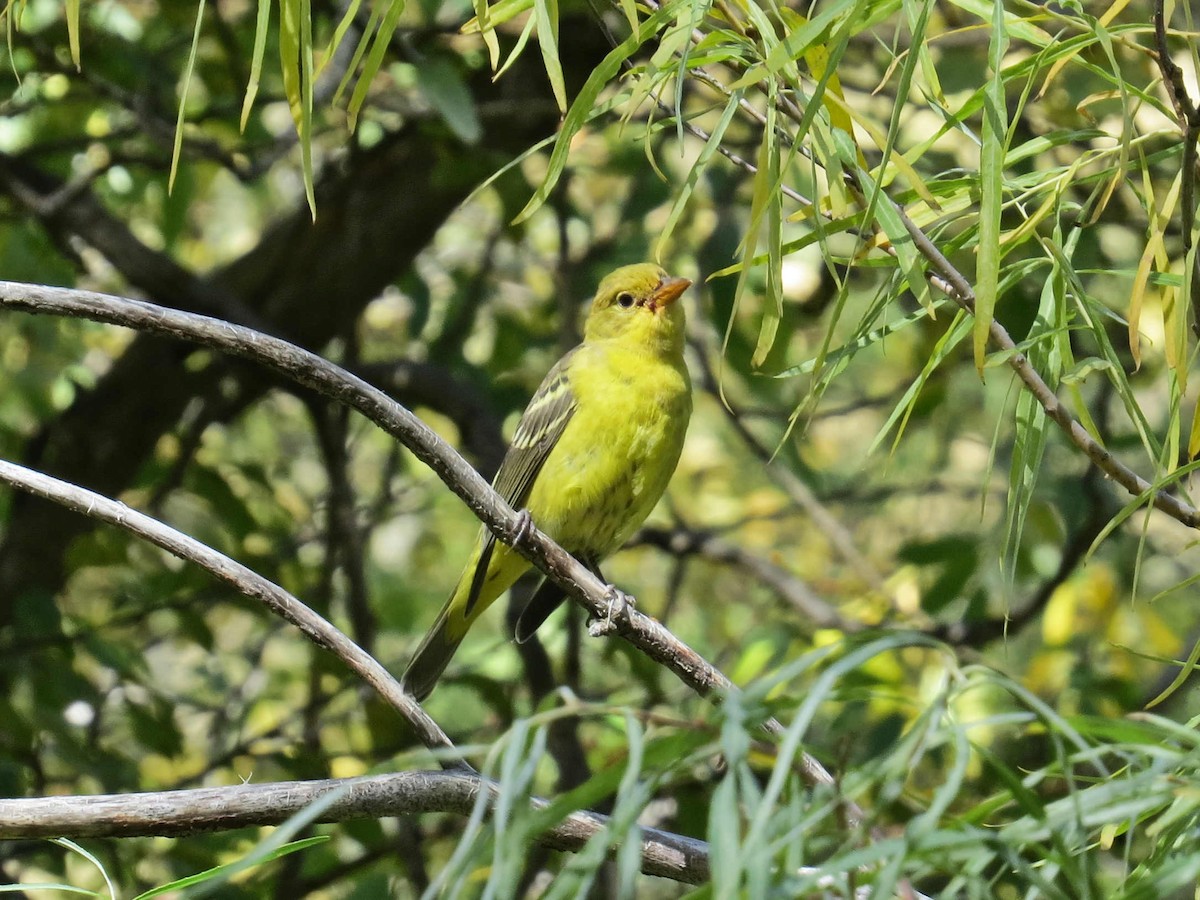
[671,0,708,144]
[1163,284,1185,390]
[945,0,1054,44]
[860,147,930,311]
[729,0,842,90]
[347,0,408,131]
[1036,0,1132,98]
[655,91,741,258]
[458,89,627,211]
[64,0,80,68]
[298,0,315,217]
[271,0,315,213]
[239,0,273,131]
[0,884,102,896]
[279,0,301,125]
[512,0,684,224]
[843,0,938,210]
[315,0,364,80]
[752,120,784,369]
[52,838,115,899]
[770,299,947,378]
[721,211,866,266]
[905,0,943,103]
[1059,356,1115,386]
[869,310,972,457]
[533,0,566,112]
[744,86,778,369]
[168,0,207,195]
[131,837,328,899]
[1004,225,1081,569]
[1086,458,1200,566]
[974,0,1008,374]
[462,0,533,34]
[493,12,536,81]
[469,0,500,69]
[1128,235,1158,370]
[1148,616,1200,708]
[780,6,869,174]
[333,3,380,106]
[617,0,638,31]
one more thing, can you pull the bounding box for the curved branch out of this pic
[0,281,854,808]
[0,458,460,766]
[0,770,711,885]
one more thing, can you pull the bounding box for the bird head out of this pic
[583,263,691,355]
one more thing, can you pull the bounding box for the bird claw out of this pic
[508,508,534,547]
[588,585,635,637]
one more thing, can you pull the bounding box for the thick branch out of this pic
[0,770,711,884]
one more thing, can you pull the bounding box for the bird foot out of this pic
[508,508,534,548]
[587,585,635,637]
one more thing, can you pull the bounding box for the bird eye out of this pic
[617,292,635,308]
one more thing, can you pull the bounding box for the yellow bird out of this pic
[402,263,693,700]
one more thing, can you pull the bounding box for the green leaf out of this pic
[415,55,482,144]
[168,0,207,195]
[513,0,685,224]
[347,0,408,132]
[240,0,273,131]
[64,0,81,69]
[131,837,329,899]
[973,0,1008,374]
[533,0,566,112]
[278,0,316,216]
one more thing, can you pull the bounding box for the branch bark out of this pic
[0,20,607,625]
[0,458,460,765]
[0,770,712,885]
[0,280,852,813]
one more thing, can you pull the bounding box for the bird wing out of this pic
[463,347,579,616]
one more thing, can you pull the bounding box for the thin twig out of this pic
[0,458,463,766]
[1153,0,1200,335]
[633,524,859,631]
[641,8,1200,531]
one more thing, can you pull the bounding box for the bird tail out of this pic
[514,577,566,643]
[403,539,530,700]
[402,606,463,702]
[515,558,601,643]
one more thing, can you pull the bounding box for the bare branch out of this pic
[0,770,712,885]
[0,458,461,766]
[0,280,855,814]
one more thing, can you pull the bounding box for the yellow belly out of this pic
[468,342,691,615]
[525,343,691,556]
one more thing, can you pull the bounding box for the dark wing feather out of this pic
[515,557,603,643]
[463,348,579,616]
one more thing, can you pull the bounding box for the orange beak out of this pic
[652,275,692,307]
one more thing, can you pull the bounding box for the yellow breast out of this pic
[524,341,691,557]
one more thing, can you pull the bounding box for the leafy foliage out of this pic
[2,0,1200,895]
